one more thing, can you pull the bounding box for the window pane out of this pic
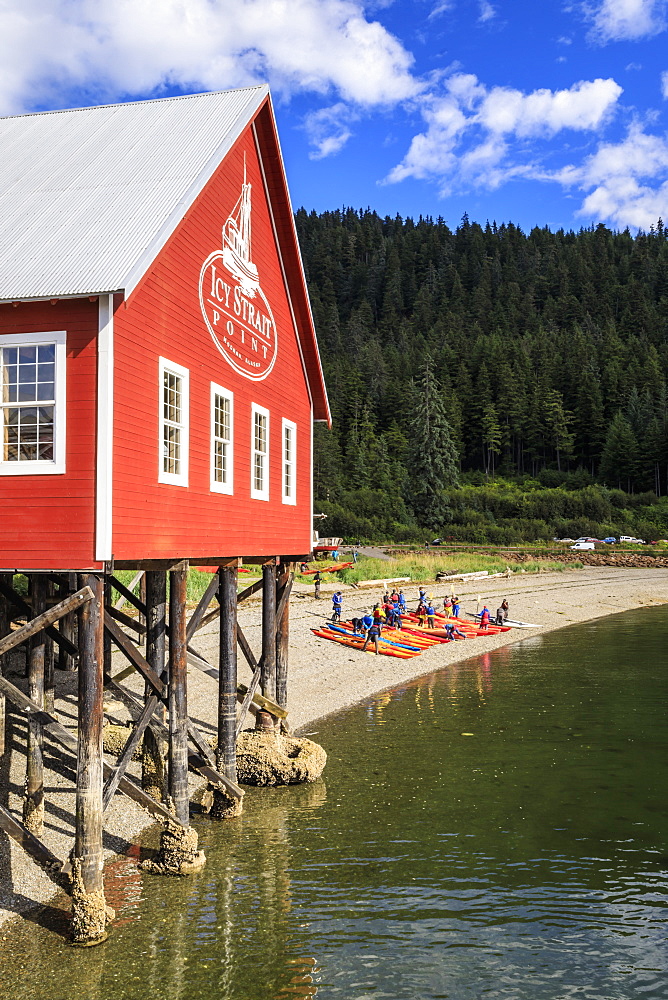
[19,347,37,364]
[38,345,55,363]
[38,443,54,460]
[254,453,264,492]
[20,442,37,461]
[5,348,17,366]
[18,383,37,402]
[37,382,55,401]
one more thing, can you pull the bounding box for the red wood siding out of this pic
[0,299,99,570]
[112,119,313,560]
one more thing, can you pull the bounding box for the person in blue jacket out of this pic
[331,591,343,622]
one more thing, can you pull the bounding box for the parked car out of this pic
[430,538,442,546]
[602,537,616,544]
[571,541,595,550]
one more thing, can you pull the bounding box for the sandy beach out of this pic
[2,564,668,931]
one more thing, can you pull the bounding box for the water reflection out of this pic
[1,606,667,1000]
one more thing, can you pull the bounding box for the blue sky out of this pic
[1,0,668,232]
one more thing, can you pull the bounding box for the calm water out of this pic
[2,606,667,999]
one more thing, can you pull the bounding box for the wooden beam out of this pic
[107,604,146,636]
[0,673,180,827]
[193,577,264,634]
[102,693,160,812]
[235,662,262,738]
[58,573,78,671]
[112,559,188,572]
[106,679,240,796]
[113,570,143,610]
[143,570,168,804]
[237,623,260,674]
[185,573,220,642]
[0,803,68,890]
[103,613,165,697]
[0,587,94,658]
[108,575,147,616]
[0,580,82,658]
[188,755,243,801]
[236,682,288,719]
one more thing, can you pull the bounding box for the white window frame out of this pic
[210,383,234,495]
[0,330,66,476]
[281,418,297,506]
[250,403,270,501]
[158,357,189,487]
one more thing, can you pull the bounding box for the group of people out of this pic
[477,599,510,629]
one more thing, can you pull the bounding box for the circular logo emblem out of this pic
[199,252,278,381]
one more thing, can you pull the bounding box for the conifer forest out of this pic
[296,209,668,543]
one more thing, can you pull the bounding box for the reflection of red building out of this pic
[0,86,330,571]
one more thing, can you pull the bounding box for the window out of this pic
[0,331,66,475]
[158,358,189,487]
[282,418,296,505]
[250,404,269,501]
[210,383,233,495]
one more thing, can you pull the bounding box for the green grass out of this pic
[336,552,578,587]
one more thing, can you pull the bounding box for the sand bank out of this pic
[2,566,668,930]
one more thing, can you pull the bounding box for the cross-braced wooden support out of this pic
[0,572,11,758]
[261,561,277,705]
[24,574,46,835]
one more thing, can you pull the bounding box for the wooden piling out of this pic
[72,572,107,945]
[59,573,78,671]
[23,574,46,835]
[168,566,190,827]
[44,579,55,712]
[261,561,277,704]
[143,570,168,803]
[0,573,13,757]
[211,561,243,820]
[275,563,293,713]
[0,573,11,758]
[143,564,205,874]
[218,563,238,783]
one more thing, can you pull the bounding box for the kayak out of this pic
[468,612,541,629]
[311,628,417,658]
[325,623,423,652]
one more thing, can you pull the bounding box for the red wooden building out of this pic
[0,87,330,944]
[0,85,330,571]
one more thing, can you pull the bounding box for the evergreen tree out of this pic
[599,412,638,491]
[406,361,459,527]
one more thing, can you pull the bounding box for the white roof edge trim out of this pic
[122,85,269,298]
[260,95,331,424]
[0,289,123,305]
[0,84,268,121]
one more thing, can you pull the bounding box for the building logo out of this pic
[199,163,278,380]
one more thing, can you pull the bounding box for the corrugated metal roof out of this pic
[0,86,268,300]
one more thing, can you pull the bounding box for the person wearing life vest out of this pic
[479,606,491,630]
[426,603,436,628]
[443,597,453,618]
[452,596,461,617]
[372,603,384,633]
[331,591,343,622]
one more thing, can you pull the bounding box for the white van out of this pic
[571,541,595,550]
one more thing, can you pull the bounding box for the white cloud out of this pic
[428,1,456,17]
[548,125,668,229]
[588,0,667,43]
[303,102,358,158]
[478,1,496,22]
[0,0,421,115]
[387,74,622,192]
[662,70,668,97]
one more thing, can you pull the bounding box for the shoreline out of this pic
[2,565,668,933]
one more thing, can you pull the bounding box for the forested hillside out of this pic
[296,208,668,542]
